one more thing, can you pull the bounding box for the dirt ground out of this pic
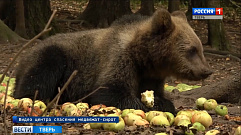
[0,1,240,135]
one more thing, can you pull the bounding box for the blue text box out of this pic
[192,8,216,15]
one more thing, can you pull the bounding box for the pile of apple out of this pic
[1,92,241,134]
[196,97,228,116]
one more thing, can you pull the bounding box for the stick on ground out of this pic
[40,70,78,116]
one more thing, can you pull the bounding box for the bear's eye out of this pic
[188,47,197,56]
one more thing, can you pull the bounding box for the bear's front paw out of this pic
[152,96,176,114]
[116,96,150,112]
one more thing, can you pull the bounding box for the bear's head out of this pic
[148,9,212,81]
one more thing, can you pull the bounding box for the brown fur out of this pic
[13,9,212,113]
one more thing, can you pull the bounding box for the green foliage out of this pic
[165,83,201,92]
[0,74,15,96]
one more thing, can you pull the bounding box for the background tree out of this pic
[168,0,180,13]
[0,0,57,39]
[0,20,25,44]
[207,0,230,51]
[186,0,206,20]
[79,0,132,28]
[14,0,27,38]
[136,0,155,16]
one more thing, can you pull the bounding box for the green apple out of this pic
[61,103,78,116]
[102,114,125,132]
[76,102,89,110]
[204,99,218,111]
[121,109,135,117]
[124,113,142,126]
[165,112,175,125]
[90,115,104,129]
[174,114,190,126]
[155,133,168,135]
[196,97,207,110]
[189,122,205,131]
[215,105,228,116]
[177,110,193,120]
[133,118,149,127]
[9,99,20,107]
[177,119,191,127]
[150,115,170,126]
[205,129,220,135]
[146,111,166,122]
[34,100,47,112]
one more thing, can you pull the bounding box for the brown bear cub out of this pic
[13,9,212,113]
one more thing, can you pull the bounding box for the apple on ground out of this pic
[121,109,135,118]
[215,105,228,116]
[102,114,125,132]
[9,99,20,107]
[177,110,193,120]
[133,118,149,127]
[146,111,166,122]
[61,102,78,116]
[165,112,175,125]
[191,111,212,128]
[90,104,107,110]
[49,109,62,116]
[204,99,218,111]
[177,119,191,127]
[133,110,146,119]
[18,98,33,111]
[0,92,6,100]
[90,115,104,129]
[234,126,241,135]
[5,103,14,109]
[0,95,14,104]
[174,114,190,126]
[205,129,220,135]
[196,97,207,110]
[124,113,142,126]
[155,133,168,135]
[150,115,170,126]
[76,102,89,110]
[28,106,43,116]
[34,100,47,112]
[189,122,205,131]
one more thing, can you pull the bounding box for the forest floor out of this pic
[0,0,240,134]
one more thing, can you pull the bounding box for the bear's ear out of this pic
[171,11,187,22]
[151,8,174,35]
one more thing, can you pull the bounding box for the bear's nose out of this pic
[201,70,213,79]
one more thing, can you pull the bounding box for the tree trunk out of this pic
[165,72,241,107]
[168,0,180,13]
[0,20,25,44]
[186,0,206,20]
[1,0,57,39]
[14,0,27,38]
[207,0,230,51]
[23,0,57,38]
[80,0,132,28]
[136,0,155,16]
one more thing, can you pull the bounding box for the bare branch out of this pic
[3,71,14,135]
[40,70,78,116]
[30,90,38,116]
[0,10,57,85]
